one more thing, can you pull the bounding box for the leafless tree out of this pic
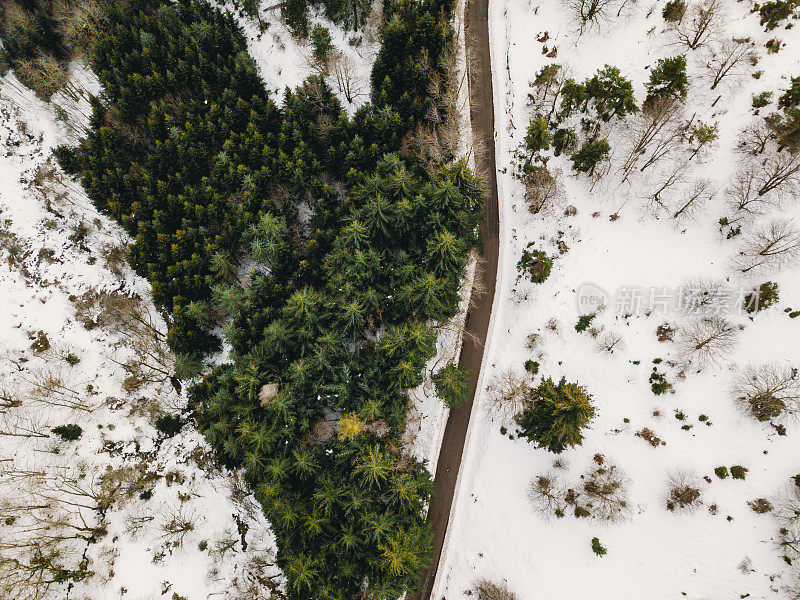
[565,0,621,33]
[775,482,800,564]
[528,472,566,518]
[669,0,722,50]
[733,219,800,274]
[582,459,629,521]
[484,369,530,421]
[677,316,739,364]
[703,37,757,91]
[331,52,366,105]
[672,178,715,220]
[725,165,779,221]
[619,97,684,182]
[641,163,685,217]
[522,166,565,214]
[677,277,731,315]
[595,330,625,354]
[732,363,800,422]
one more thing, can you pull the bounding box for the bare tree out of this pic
[669,0,722,50]
[528,472,566,518]
[522,166,565,214]
[484,369,530,421]
[703,37,757,91]
[595,330,625,354]
[565,0,620,33]
[672,178,715,220]
[619,97,684,182]
[331,52,365,105]
[733,219,800,274]
[732,363,800,422]
[677,316,739,364]
[725,165,779,221]
[581,459,629,521]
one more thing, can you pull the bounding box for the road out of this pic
[416,0,500,597]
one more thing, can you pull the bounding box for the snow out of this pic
[433,0,800,598]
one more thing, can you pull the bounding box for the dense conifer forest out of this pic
[50,0,483,596]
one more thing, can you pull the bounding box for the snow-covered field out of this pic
[434,0,800,598]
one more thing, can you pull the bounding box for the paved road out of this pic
[416,0,500,598]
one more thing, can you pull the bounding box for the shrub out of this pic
[743,282,779,313]
[155,414,185,437]
[748,498,773,513]
[524,360,540,375]
[52,424,83,441]
[582,459,629,521]
[575,313,596,333]
[645,55,688,104]
[731,465,748,480]
[666,471,702,510]
[517,248,553,284]
[650,366,672,395]
[662,0,687,21]
[752,91,773,108]
[474,579,517,600]
[754,0,800,31]
[515,377,596,453]
[591,537,607,556]
[714,466,729,479]
[433,363,472,409]
[732,363,800,422]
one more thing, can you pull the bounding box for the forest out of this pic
[47,0,482,597]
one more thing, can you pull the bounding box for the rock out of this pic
[258,382,279,407]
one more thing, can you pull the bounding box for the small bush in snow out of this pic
[474,579,517,600]
[666,470,703,511]
[731,465,749,480]
[743,282,779,313]
[517,248,553,284]
[662,0,687,21]
[52,424,83,441]
[715,466,729,479]
[732,363,800,422]
[748,498,773,513]
[575,313,597,332]
[591,537,607,556]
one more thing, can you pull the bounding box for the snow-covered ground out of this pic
[434,0,800,598]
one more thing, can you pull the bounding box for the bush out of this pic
[732,363,800,422]
[591,537,607,556]
[748,498,773,513]
[52,424,83,441]
[575,313,596,333]
[517,248,553,284]
[515,377,596,453]
[754,0,800,31]
[433,363,472,409]
[524,359,540,375]
[714,466,729,479]
[743,282,779,313]
[666,471,702,510]
[155,414,185,437]
[650,366,672,395]
[474,579,517,600]
[731,465,748,480]
[662,0,687,21]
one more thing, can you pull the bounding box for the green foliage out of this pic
[744,281,779,313]
[433,363,471,408]
[517,248,553,284]
[553,127,578,156]
[575,313,596,333]
[753,90,773,108]
[731,465,748,480]
[779,76,800,109]
[523,113,552,158]
[514,377,596,453]
[714,466,729,479]
[558,65,637,126]
[52,424,83,441]
[649,364,672,395]
[311,24,334,66]
[591,537,607,556]
[752,0,800,31]
[524,360,540,375]
[645,55,688,104]
[570,138,610,175]
[662,0,687,21]
[155,414,185,437]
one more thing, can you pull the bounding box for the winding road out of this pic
[417,0,500,597]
